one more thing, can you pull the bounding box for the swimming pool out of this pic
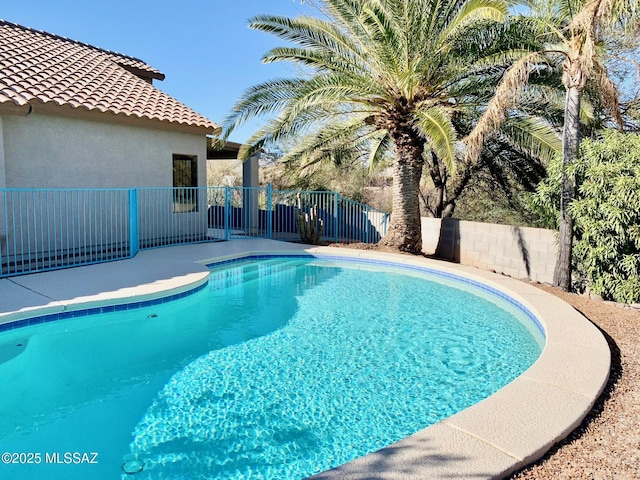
[0,255,544,479]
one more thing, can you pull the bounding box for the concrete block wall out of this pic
[421,217,558,284]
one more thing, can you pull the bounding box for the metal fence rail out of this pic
[1,188,131,276]
[1,186,388,277]
[138,187,209,249]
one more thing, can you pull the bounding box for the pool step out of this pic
[209,259,304,289]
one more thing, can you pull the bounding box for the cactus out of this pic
[295,193,324,244]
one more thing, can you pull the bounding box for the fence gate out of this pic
[206,186,271,240]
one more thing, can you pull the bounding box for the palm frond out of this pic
[219,78,307,141]
[591,59,624,126]
[279,115,379,167]
[249,14,367,66]
[440,0,509,44]
[366,130,394,173]
[463,51,545,165]
[274,73,385,129]
[261,46,362,74]
[413,106,458,171]
[500,115,562,163]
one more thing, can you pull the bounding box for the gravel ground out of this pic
[510,284,640,480]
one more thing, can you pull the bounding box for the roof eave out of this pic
[21,101,220,136]
[0,102,32,116]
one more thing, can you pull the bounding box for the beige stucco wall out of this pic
[422,217,558,284]
[0,113,210,261]
[1,113,207,188]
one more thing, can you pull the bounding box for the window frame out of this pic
[172,154,198,213]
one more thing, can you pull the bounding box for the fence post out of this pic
[0,189,6,276]
[334,192,339,243]
[267,183,273,239]
[224,186,230,241]
[384,213,389,239]
[365,205,370,243]
[129,189,139,257]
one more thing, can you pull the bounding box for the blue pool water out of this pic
[0,256,543,480]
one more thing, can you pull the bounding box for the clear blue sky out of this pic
[3,0,317,142]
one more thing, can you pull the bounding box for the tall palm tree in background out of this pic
[219,0,552,253]
[523,0,638,290]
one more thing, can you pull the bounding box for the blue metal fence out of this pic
[0,186,388,277]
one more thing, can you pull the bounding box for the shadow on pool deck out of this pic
[310,432,505,479]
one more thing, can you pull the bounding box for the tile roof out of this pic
[0,20,219,133]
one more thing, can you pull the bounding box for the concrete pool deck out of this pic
[0,239,610,479]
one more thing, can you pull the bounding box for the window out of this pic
[173,154,198,212]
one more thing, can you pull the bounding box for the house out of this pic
[0,20,231,272]
[0,19,219,191]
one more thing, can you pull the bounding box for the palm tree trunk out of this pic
[380,127,424,253]
[431,152,447,218]
[433,183,445,218]
[426,152,445,218]
[554,78,582,291]
[441,159,477,218]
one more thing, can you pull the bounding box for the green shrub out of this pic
[527,130,640,302]
[570,131,640,303]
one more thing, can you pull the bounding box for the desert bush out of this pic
[530,130,640,302]
[570,130,640,303]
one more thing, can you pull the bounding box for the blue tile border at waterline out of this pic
[0,281,209,334]
[1,253,544,338]
[206,253,546,338]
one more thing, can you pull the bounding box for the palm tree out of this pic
[220,0,551,253]
[524,0,637,290]
[556,0,639,290]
